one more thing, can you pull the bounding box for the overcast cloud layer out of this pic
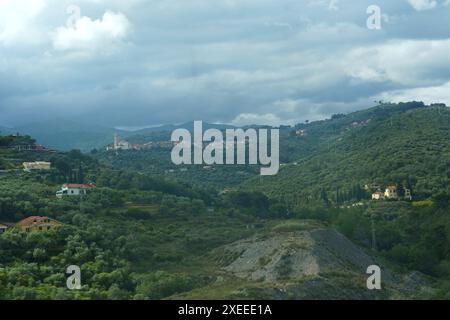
[1,0,450,127]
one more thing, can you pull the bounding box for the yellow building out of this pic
[16,216,62,233]
[384,185,398,199]
[23,161,51,172]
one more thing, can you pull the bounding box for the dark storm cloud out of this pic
[1,0,450,127]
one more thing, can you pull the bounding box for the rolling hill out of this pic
[2,103,450,299]
[243,103,450,207]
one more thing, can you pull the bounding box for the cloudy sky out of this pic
[1,0,450,128]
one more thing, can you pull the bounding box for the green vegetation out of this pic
[245,103,450,207]
[94,147,260,190]
[0,142,276,299]
[1,102,450,299]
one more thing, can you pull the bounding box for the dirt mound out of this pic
[218,228,379,282]
[210,224,431,299]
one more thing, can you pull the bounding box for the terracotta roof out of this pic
[63,184,96,189]
[16,216,54,226]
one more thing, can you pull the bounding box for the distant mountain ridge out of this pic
[1,120,240,152]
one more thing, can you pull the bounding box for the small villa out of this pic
[56,183,96,198]
[23,161,51,172]
[384,185,398,199]
[16,216,62,233]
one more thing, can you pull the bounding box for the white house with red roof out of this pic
[56,183,96,198]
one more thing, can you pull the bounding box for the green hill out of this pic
[2,103,450,300]
[243,103,450,207]
[94,102,448,192]
[4,133,402,300]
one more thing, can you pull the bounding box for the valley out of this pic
[1,102,449,300]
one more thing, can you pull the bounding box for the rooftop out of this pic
[16,216,56,227]
[63,183,96,189]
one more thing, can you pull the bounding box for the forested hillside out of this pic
[239,103,450,291]
[1,102,450,300]
[94,102,449,194]
[244,103,450,207]
[0,138,294,299]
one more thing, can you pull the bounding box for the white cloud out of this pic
[380,81,450,105]
[2,0,450,127]
[345,39,450,86]
[52,11,130,53]
[328,0,339,11]
[272,99,302,113]
[0,0,47,46]
[407,0,437,11]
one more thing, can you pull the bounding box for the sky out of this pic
[1,0,450,128]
